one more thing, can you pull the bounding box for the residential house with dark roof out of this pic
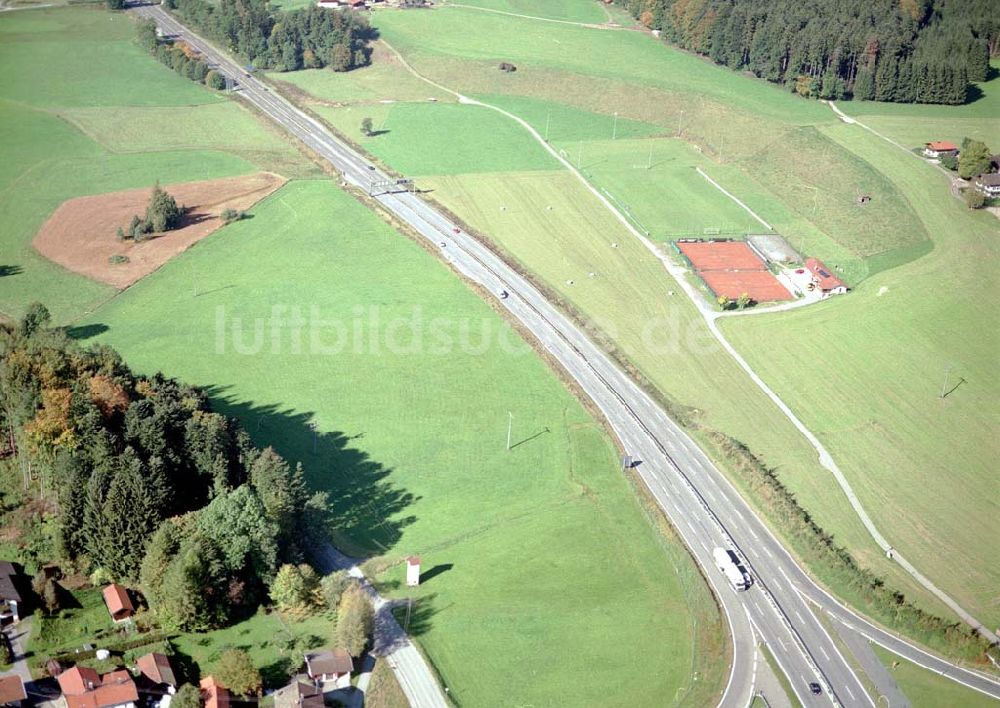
[57,666,138,708]
[102,585,134,624]
[974,173,1000,198]
[0,675,26,707]
[136,653,176,690]
[0,563,24,624]
[304,649,353,690]
[273,680,323,708]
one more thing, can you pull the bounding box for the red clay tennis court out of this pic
[700,271,794,301]
[675,240,793,303]
[677,241,767,271]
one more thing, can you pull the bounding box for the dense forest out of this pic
[0,305,330,630]
[167,0,375,72]
[618,0,999,104]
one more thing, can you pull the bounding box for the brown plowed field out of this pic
[33,172,286,289]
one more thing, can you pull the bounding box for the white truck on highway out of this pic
[713,547,750,591]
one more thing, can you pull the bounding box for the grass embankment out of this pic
[272,0,1000,660]
[85,179,725,707]
[365,658,408,708]
[0,5,315,322]
[872,645,999,708]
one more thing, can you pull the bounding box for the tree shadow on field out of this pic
[202,386,418,559]
[64,323,109,340]
[0,265,22,277]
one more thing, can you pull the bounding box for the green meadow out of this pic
[0,5,312,323]
[86,179,726,707]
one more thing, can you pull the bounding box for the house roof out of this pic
[59,668,138,708]
[925,141,958,151]
[136,653,176,687]
[58,666,101,695]
[273,681,323,708]
[805,258,845,291]
[975,173,1000,187]
[200,676,230,708]
[0,563,21,603]
[0,675,26,704]
[102,584,134,617]
[304,648,353,677]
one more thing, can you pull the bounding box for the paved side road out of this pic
[132,5,1000,706]
[315,545,449,708]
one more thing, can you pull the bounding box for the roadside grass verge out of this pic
[871,644,999,708]
[83,179,722,707]
[365,658,408,708]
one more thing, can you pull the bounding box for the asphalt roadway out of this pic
[132,5,1000,705]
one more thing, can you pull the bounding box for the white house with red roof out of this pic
[805,258,847,298]
[922,141,959,159]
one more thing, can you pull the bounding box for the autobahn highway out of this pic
[133,5,1000,705]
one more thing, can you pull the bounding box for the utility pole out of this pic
[578,141,583,169]
[545,110,551,141]
[506,411,513,451]
[677,110,684,137]
[939,364,953,399]
[647,143,653,170]
[613,112,619,140]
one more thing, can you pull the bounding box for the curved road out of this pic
[132,5,1000,705]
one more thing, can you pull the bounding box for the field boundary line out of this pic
[441,2,624,30]
[694,167,773,231]
[379,38,997,647]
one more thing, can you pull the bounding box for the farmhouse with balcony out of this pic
[922,141,959,159]
[974,173,1000,199]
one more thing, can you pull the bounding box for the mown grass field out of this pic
[373,8,931,271]
[0,6,315,323]
[872,645,998,708]
[316,100,561,174]
[439,0,609,24]
[280,0,999,634]
[84,179,726,707]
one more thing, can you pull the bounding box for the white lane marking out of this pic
[764,547,774,559]
[845,685,856,701]
[820,647,830,661]
[795,611,805,623]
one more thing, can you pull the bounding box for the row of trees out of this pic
[137,20,225,90]
[618,0,998,104]
[0,306,329,630]
[167,0,375,72]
